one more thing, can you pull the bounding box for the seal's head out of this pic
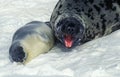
[55,17,84,48]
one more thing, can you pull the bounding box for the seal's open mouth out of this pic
[64,34,73,48]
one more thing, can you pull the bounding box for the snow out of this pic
[0,0,120,77]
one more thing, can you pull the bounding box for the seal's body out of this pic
[9,21,54,64]
[50,0,120,48]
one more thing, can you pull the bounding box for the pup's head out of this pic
[54,17,84,48]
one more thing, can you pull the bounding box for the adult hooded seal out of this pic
[50,0,120,48]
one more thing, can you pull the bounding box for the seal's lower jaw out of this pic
[64,34,73,48]
[64,40,73,48]
[64,37,81,48]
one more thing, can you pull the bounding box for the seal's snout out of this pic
[9,44,25,62]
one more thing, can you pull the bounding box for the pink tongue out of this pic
[64,35,73,48]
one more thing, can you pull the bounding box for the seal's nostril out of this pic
[67,27,75,34]
[67,27,71,31]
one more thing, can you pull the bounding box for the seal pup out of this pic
[9,21,54,64]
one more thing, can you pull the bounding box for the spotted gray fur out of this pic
[50,0,120,43]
